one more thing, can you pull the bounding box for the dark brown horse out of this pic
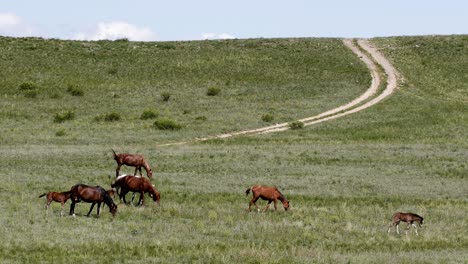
[387,212,424,235]
[111,175,160,206]
[69,184,117,217]
[38,191,72,216]
[112,149,153,178]
[246,185,290,212]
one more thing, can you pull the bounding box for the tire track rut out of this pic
[158,39,400,146]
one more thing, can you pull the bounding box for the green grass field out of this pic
[0,35,467,263]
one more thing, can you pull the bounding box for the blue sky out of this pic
[1,0,467,41]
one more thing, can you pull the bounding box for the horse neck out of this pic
[142,161,151,172]
[148,185,160,200]
[101,189,116,208]
[276,191,286,202]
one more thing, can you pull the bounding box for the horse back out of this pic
[121,154,145,166]
[393,212,423,223]
[254,186,281,201]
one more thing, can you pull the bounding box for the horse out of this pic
[111,175,160,206]
[38,191,72,216]
[387,212,424,235]
[112,149,153,178]
[245,185,290,212]
[69,184,117,217]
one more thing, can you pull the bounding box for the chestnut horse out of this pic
[69,184,117,217]
[111,175,160,206]
[245,185,290,212]
[387,212,424,235]
[112,149,153,178]
[38,191,72,216]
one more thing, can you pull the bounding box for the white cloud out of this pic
[0,13,21,26]
[0,13,34,37]
[74,22,156,41]
[202,32,235,40]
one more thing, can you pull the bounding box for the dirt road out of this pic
[158,39,400,146]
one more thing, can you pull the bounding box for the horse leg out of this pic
[248,196,260,211]
[138,167,143,176]
[412,223,419,235]
[116,164,122,177]
[396,223,400,234]
[45,200,52,216]
[138,192,145,206]
[405,222,412,235]
[133,167,138,176]
[273,199,278,210]
[60,202,65,216]
[121,190,130,205]
[87,203,96,217]
[70,202,76,216]
[264,201,272,212]
[96,203,101,216]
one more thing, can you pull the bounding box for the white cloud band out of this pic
[74,22,156,41]
[202,32,235,40]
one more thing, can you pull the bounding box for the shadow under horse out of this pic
[69,184,117,217]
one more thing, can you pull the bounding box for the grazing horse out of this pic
[69,184,117,217]
[111,175,160,206]
[38,191,72,216]
[387,212,424,235]
[245,185,290,212]
[112,149,153,178]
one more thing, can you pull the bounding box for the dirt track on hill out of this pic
[158,39,400,146]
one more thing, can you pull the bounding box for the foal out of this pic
[246,185,290,212]
[38,191,72,216]
[112,149,153,178]
[387,212,424,235]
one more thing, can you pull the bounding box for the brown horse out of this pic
[69,184,117,217]
[245,185,290,212]
[38,191,72,216]
[112,149,153,178]
[387,212,424,235]
[111,175,160,206]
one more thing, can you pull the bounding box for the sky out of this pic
[0,0,467,42]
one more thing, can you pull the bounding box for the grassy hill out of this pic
[0,35,466,263]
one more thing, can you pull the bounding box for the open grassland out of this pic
[0,36,467,263]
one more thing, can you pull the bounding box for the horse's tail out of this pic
[38,193,46,198]
[111,149,118,159]
[245,187,252,196]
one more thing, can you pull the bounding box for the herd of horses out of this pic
[39,150,424,235]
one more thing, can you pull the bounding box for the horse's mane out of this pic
[274,187,286,201]
[98,186,115,208]
[116,174,128,181]
[142,160,151,171]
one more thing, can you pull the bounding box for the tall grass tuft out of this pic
[53,110,75,123]
[153,118,182,130]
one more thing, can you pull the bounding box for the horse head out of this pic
[109,203,118,217]
[143,161,153,178]
[148,186,160,205]
[282,199,290,211]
